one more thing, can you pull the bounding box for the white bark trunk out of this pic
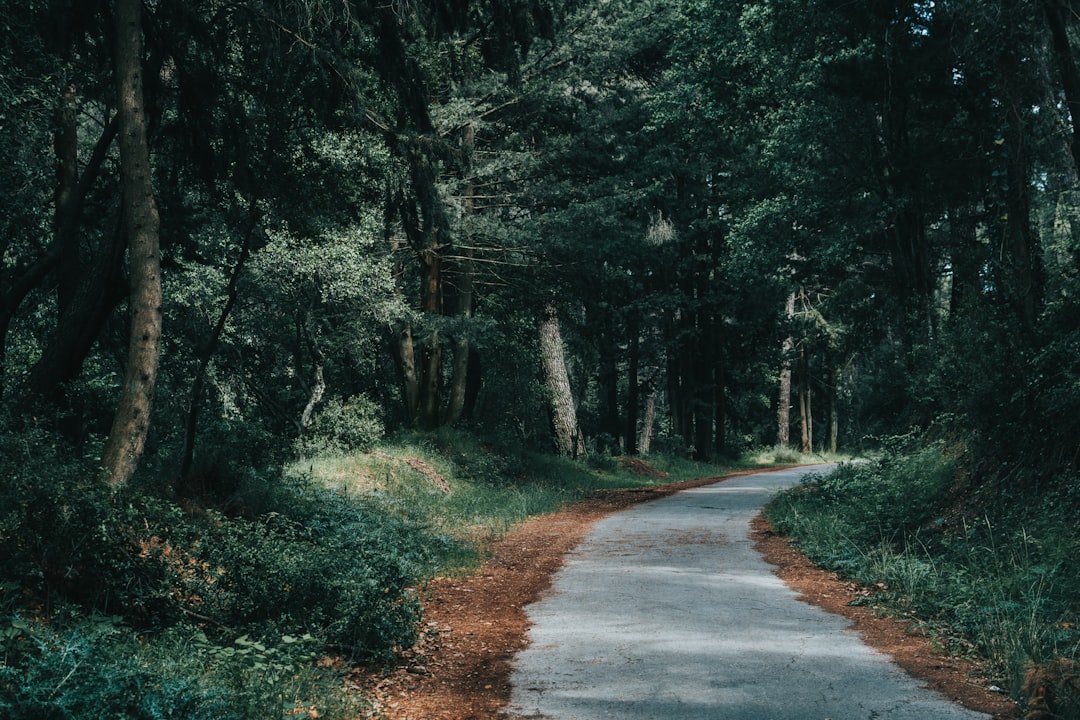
[539,305,586,458]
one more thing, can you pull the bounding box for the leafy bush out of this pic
[0,420,434,663]
[0,429,182,622]
[0,613,363,719]
[182,491,428,659]
[189,416,286,476]
[294,394,385,457]
[771,446,804,465]
[768,444,955,552]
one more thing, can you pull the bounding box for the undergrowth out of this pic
[289,428,766,575]
[765,445,1080,718]
[0,611,366,719]
[750,445,848,467]
[0,425,430,717]
[2,423,748,716]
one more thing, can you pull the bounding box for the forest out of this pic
[2,0,1079,717]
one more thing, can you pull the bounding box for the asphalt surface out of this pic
[505,465,990,720]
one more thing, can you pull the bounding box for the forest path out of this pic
[505,465,990,720]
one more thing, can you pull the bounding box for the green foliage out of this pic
[182,489,427,659]
[294,394,385,457]
[0,410,813,718]
[0,614,363,719]
[295,430,770,577]
[6,0,1080,712]
[0,421,434,658]
[294,434,582,565]
[749,445,849,467]
[0,422,442,715]
[0,428,181,621]
[768,445,956,552]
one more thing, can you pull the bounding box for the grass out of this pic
[748,445,850,467]
[288,429,781,577]
[765,447,1080,718]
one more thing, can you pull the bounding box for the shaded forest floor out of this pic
[351,468,1019,719]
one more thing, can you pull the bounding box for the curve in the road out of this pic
[505,465,989,720]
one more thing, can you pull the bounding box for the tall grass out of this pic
[766,447,1080,717]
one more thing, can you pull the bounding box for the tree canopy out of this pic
[4,1,1080,715]
[2,0,1080,475]
[0,0,1077,481]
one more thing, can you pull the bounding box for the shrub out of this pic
[0,431,182,622]
[0,420,433,663]
[183,495,427,659]
[769,444,955,551]
[294,394,384,457]
[0,613,363,719]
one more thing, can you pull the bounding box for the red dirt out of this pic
[352,468,1019,719]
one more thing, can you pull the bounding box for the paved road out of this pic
[505,465,989,720]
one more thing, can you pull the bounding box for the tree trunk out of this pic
[625,311,640,455]
[677,316,697,451]
[714,331,725,455]
[1044,0,1080,177]
[54,82,80,320]
[638,384,657,456]
[387,196,421,426]
[57,107,120,320]
[798,346,812,454]
[890,206,935,341]
[18,113,120,405]
[539,305,585,458]
[1004,105,1042,331]
[416,242,443,429]
[444,128,476,427]
[294,312,328,432]
[24,228,127,405]
[597,307,621,446]
[418,327,442,430]
[949,206,981,318]
[399,325,420,423]
[666,336,688,444]
[692,329,712,461]
[826,347,838,454]
[399,138,450,430]
[2,244,62,400]
[300,362,326,429]
[777,292,795,448]
[462,346,482,420]
[101,0,162,487]
[443,255,473,425]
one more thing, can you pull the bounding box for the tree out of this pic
[777,292,796,449]
[5,0,1077,486]
[539,305,586,458]
[100,0,162,486]
[5,1,125,413]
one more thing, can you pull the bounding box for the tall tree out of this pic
[777,291,796,448]
[100,0,162,486]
